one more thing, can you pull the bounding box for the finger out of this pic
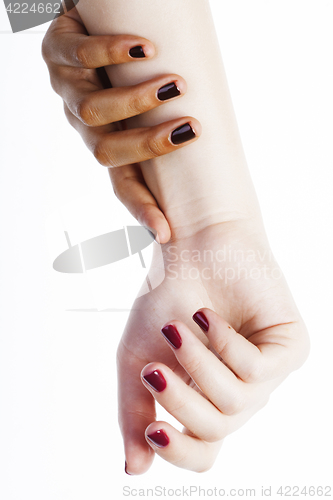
[117,342,156,475]
[63,104,172,243]
[192,308,303,382]
[62,74,186,127]
[69,34,155,68]
[42,13,154,68]
[95,118,201,167]
[160,321,247,415]
[108,166,171,244]
[62,6,83,23]
[191,309,264,383]
[141,363,230,442]
[64,106,201,167]
[144,421,223,473]
[245,321,309,379]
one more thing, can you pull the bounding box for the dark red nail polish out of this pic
[161,324,182,349]
[125,461,132,475]
[147,429,170,448]
[171,123,196,145]
[192,311,209,332]
[157,82,181,101]
[143,370,167,392]
[129,45,145,58]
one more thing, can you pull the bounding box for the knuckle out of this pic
[144,135,164,158]
[242,360,264,384]
[215,335,231,359]
[169,396,187,415]
[93,140,117,167]
[41,20,59,63]
[48,72,60,95]
[76,97,99,126]
[111,181,120,199]
[49,65,67,92]
[183,356,202,378]
[223,395,246,416]
[41,36,50,63]
[63,102,74,125]
[127,93,150,117]
[169,449,188,468]
[75,42,91,68]
[205,425,226,443]
[127,95,144,116]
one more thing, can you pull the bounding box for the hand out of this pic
[41,8,201,244]
[117,221,310,474]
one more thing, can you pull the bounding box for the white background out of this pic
[1,1,332,499]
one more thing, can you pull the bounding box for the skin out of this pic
[43,1,311,474]
[42,8,200,244]
[118,221,309,473]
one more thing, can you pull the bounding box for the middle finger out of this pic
[61,73,186,126]
[141,363,230,442]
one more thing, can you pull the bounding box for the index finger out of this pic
[42,10,155,68]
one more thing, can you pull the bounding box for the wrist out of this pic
[153,217,271,272]
[141,148,262,240]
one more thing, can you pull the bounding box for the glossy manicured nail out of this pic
[129,45,145,58]
[125,461,132,475]
[147,429,170,448]
[161,324,182,349]
[143,370,167,392]
[192,311,209,332]
[171,123,196,145]
[157,82,181,101]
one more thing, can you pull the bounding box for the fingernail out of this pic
[192,311,209,332]
[161,324,182,349]
[125,461,132,475]
[143,370,167,392]
[129,45,145,58]
[157,82,181,101]
[171,123,196,145]
[147,429,170,448]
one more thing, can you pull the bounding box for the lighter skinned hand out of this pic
[118,220,310,474]
[41,8,201,243]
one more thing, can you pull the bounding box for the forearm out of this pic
[76,0,262,238]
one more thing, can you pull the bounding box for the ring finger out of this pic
[64,105,201,167]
